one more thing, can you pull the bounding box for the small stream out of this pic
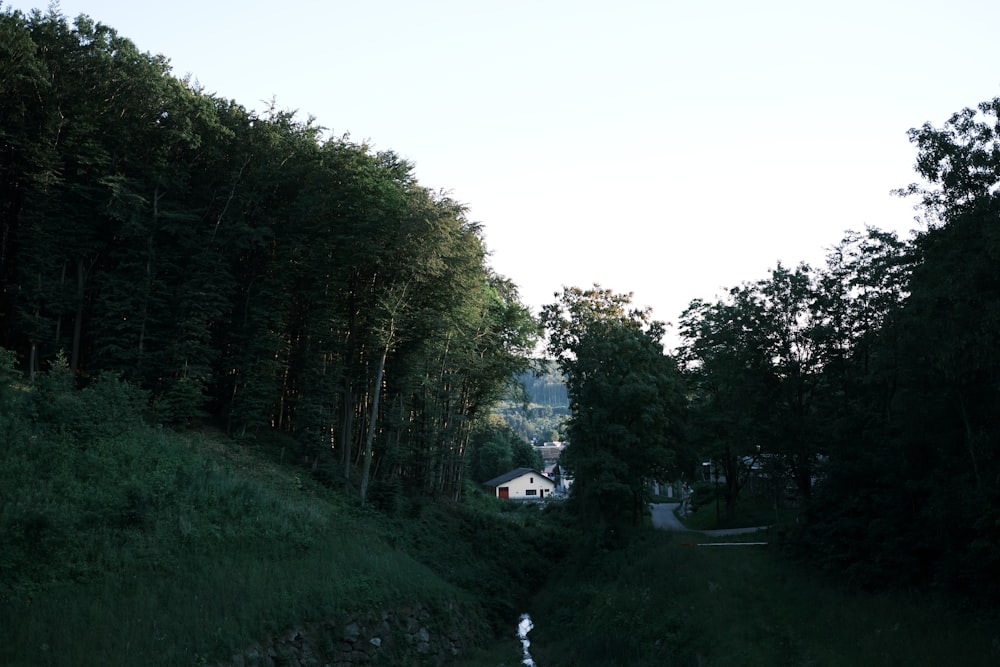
[518,613,537,666]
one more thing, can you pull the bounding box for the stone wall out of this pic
[216,601,488,667]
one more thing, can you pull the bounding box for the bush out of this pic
[688,481,718,512]
[0,347,30,447]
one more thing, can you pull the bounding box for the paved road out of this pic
[650,503,769,537]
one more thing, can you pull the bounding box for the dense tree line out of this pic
[0,8,536,501]
[538,96,1000,603]
[676,97,1000,601]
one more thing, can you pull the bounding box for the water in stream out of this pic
[518,613,536,666]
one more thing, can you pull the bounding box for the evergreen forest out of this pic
[491,362,570,445]
[3,6,1000,665]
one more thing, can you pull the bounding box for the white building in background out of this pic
[483,468,556,500]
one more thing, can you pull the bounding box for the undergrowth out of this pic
[0,367,568,665]
[526,527,1000,666]
[0,420,467,665]
[5,359,997,666]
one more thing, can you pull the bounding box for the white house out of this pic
[483,467,556,501]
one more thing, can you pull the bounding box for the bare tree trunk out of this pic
[360,341,389,506]
[342,380,354,485]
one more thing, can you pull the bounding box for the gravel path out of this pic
[650,503,769,537]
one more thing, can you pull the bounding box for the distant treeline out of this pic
[518,363,569,408]
[489,362,569,444]
[0,8,537,500]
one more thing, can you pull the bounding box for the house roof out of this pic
[482,467,554,488]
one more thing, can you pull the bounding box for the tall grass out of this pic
[1,364,566,664]
[526,528,1000,666]
[2,531,460,665]
[0,423,464,665]
[13,367,992,666]
[0,369,569,667]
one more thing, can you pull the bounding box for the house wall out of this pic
[496,473,555,500]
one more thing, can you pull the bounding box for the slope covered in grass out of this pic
[0,397,565,665]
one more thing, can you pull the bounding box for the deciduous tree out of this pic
[542,286,684,526]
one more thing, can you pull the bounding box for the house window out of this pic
[530,477,534,483]
[525,489,537,496]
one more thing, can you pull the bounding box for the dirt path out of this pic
[650,503,769,536]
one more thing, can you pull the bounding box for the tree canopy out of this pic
[541,286,685,527]
[0,6,537,503]
[674,95,1000,603]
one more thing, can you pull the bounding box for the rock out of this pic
[403,614,420,634]
[342,621,361,642]
[215,601,482,666]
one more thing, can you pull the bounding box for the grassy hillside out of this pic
[0,412,565,665]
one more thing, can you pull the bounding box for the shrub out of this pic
[688,481,718,512]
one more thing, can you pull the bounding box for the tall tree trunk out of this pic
[71,258,85,372]
[360,340,389,505]
[342,380,354,485]
[54,261,66,351]
[959,394,983,490]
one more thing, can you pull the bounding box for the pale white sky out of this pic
[8,1,1000,344]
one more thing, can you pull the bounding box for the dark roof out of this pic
[482,467,554,488]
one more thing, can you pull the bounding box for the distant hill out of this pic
[519,362,568,407]
[494,360,569,444]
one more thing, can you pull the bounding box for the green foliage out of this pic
[657,95,1000,608]
[0,7,538,503]
[152,375,205,427]
[518,362,569,407]
[529,529,1000,667]
[789,96,1000,602]
[494,399,570,444]
[467,420,542,484]
[541,286,686,527]
[493,359,571,443]
[0,347,29,443]
[678,262,831,517]
[0,411,566,664]
[680,488,794,531]
[511,435,544,470]
[385,498,570,636]
[0,353,569,664]
[18,354,149,445]
[687,481,719,514]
